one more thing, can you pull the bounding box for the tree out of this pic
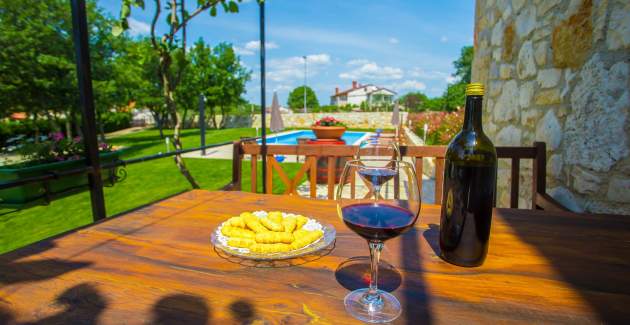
[0,0,131,141]
[442,82,466,112]
[287,86,319,111]
[115,38,166,137]
[452,46,473,84]
[400,92,429,112]
[117,0,243,188]
[176,39,250,129]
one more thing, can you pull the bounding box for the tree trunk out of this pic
[181,106,189,129]
[209,106,218,129]
[153,111,164,139]
[163,69,199,189]
[219,105,228,129]
[97,111,105,142]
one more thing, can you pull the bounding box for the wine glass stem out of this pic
[365,240,384,308]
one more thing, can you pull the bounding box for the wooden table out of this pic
[1,190,629,324]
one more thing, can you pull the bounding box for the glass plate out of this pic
[211,222,336,261]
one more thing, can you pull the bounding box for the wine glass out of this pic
[355,137,401,161]
[336,159,421,323]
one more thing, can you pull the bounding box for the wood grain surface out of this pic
[1,190,629,324]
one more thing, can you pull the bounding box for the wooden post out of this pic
[510,158,520,208]
[70,0,106,221]
[532,142,546,209]
[230,141,242,191]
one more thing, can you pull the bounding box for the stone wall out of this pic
[252,112,408,130]
[473,0,630,214]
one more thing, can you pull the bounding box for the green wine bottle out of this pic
[439,83,497,267]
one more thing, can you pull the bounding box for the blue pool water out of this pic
[257,130,368,145]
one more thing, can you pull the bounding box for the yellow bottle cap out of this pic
[465,83,484,96]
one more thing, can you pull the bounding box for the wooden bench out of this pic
[225,141,567,211]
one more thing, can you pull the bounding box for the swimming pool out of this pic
[257,130,369,145]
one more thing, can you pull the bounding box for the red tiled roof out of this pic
[331,84,373,97]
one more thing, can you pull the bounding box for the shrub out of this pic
[101,111,132,133]
[13,132,114,167]
[0,119,59,147]
[409,108,464,145]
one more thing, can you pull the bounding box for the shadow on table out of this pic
[0,242,92,286]
[334,256,402,292]
[502,211,630,324]
[152,294,211,325]
[401,227,433,325]
[422,224,441,257]
[213,240,336,268]
[20,283,107,325]
[229,299,257,324]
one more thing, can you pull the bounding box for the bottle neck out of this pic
[462,95,483,132]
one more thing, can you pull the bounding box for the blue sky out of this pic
[99,0,474,106]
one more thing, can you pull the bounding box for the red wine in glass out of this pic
[342,203,416,241]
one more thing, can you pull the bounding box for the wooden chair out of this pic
[225,141,567,211]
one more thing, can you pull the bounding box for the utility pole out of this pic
[303,55,307,113]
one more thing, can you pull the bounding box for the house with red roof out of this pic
[330,81,396,108]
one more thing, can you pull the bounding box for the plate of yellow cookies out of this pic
[211,210,336,260]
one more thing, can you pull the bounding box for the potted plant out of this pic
[0,132,122,208]
[311,116,346,139]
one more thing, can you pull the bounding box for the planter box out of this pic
[0,151,121,208]
[311,126,346,139]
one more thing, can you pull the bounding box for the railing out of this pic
[226,141,568,211]
[0,140,240,192]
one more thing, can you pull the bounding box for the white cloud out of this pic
[235,40,278,56]
[347,59,370,66]
[440,36,448,43]
[245,40,278,50]
[127,17,150,36]
[446,75,459,84]
[409,68,454,83]
[387,80,427,91]
[389,37,399,44]
[267,53,331,82]
[339,61,403,80]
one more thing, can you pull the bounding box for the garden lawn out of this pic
[0,127,302,254]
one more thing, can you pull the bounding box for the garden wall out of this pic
[252,112,408,130]
[473,0,630,213]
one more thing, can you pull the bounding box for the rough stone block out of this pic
[537,68,562,88]
[548,186,584,212]
[517,41,537,79]
[552,0,593,68]
[534,88,562,105]
[606,2,630,50]
[519,81,535,108]
[494,80,520,122]
[572,167,602,194]
[515,5,536,38]
[499,64,514,79]
[496,125,523,146]
[535,110,562,150]
[607,178,630,203]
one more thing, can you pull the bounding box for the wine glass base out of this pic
[344,288,402,323]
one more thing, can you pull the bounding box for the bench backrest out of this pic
[226,141,566,211]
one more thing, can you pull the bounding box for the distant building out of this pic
[330,81,396,107]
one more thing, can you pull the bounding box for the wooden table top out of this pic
[1,190,629,324]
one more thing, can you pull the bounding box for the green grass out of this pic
[0,127,301,254]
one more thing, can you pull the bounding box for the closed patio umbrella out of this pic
[270,91,284,133]
[391,101,400,126]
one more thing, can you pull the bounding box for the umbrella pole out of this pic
[259,0,267,194]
